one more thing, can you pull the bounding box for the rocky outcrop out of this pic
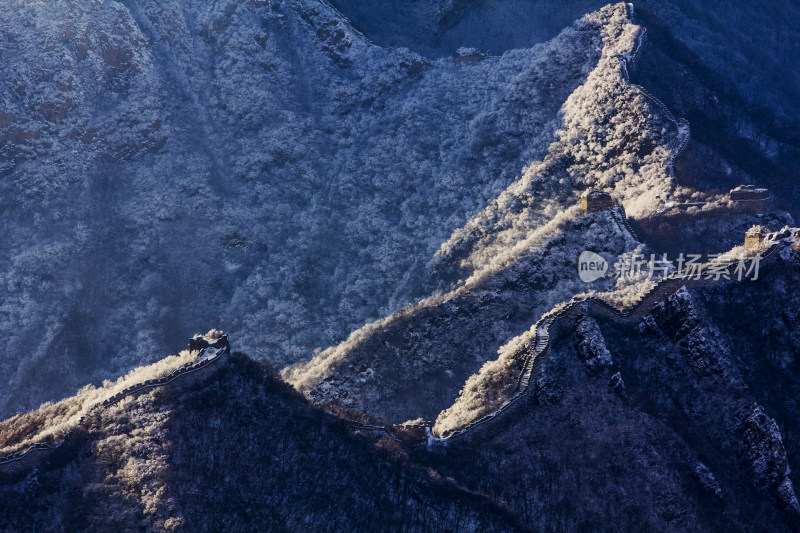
[575,315,615,373]
[693,461,723,502]
[648,287,725,376]
[738,403,800,517]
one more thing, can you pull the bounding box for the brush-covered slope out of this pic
[334,0,800,221]
[282,3,681,423]
[2,242,799,532]
[335,0,800,125]
[0,0,611,417]
[283,208,643,424]
[0,343,521,532]
[413,240,800,532]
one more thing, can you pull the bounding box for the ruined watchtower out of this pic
[580,190,615,213]
[730,185,770,214]
[188,330,229,352]
[455,47,486,65]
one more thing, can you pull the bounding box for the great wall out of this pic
[610,204,640,241]
[0,234,795,471]
[0,1,794,474]
[345,0,796,441]
[617,5,692,186]
[317,4,796,447]
[619,5,769,217]
[0,333,230,482]
[349,228,796,447]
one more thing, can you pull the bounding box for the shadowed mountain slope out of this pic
[2,241,799,531]
[0,347,522,532]
[412,241,800,531]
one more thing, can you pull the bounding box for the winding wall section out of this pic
[0,338,229,481]
[351,232,795,447]
[431,230,794,443]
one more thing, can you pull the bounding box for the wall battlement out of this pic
[0,332,230,484]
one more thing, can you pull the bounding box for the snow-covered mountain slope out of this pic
[0,337,523,532]
[0,0,615,416]
[418,240,800,531]
[428,230,793,437]
[3,1,800,527]
[3,0,797,430]
[335,0,800,124]
[334,0,800,217]
[328,0,607,57]
[3,241,800,532]
[282,3,691,422]
[284,207,642,423]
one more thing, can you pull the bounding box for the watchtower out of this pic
[730,185,770,213]
[580,190,615,213]
[455,47,486,65]
[744,225,765,248]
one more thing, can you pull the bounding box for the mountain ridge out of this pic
[3,236,799,531]
[2,1,800,530]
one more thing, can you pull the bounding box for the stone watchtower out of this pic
[188,330,230,352]
[455,47,486,64]
[730,185,770,214]
[580,190,615,213]
[744,225,766,248]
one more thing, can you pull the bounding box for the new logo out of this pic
[578,251,608,282]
